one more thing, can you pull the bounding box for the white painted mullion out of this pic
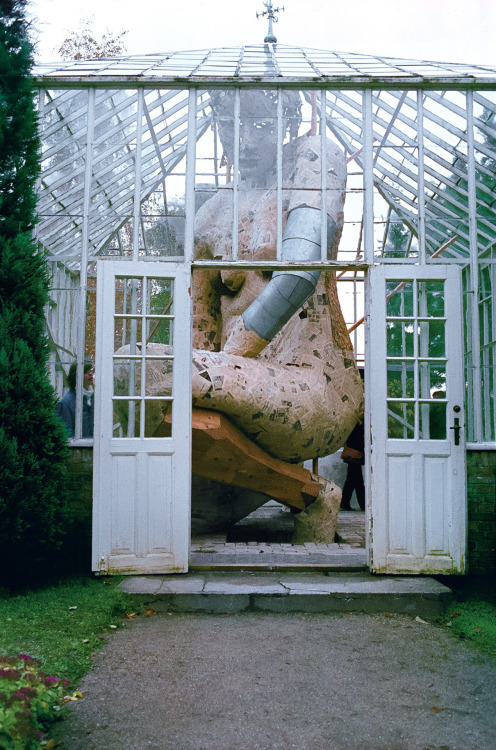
[467,91,483,442]
[483,297,491,439]
[74,88,95,440]
[132,88,144,262]
[320,89,328,262]
[232,88,240,261]
[413,279,420,441]
[492,264,496,440]
[276,88,283,260]
[128,279,139,439]
[184,88,197,264]
[362,90,374,265]
[417,91,427,264]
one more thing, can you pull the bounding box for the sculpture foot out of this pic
[292,475,341,544]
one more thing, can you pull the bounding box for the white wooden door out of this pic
[92,261,191,574]
[368,265,466,574]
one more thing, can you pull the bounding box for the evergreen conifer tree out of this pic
[0,0,70,586]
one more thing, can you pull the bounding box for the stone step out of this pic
[190,545,367,570]
[118,571,451,618]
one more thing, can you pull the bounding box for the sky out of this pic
[28,0,496,67]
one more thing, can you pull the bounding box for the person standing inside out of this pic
[56,362,94,438]
[340,405,365,511]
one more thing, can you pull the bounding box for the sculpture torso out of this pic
[190,134,363,462]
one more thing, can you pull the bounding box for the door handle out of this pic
[450,416,461,446]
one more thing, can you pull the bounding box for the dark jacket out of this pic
[344,420,364,464]
[56,388,94,438]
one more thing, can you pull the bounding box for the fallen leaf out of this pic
[145,608,157,616]
[64,691,83,702]
[124,612,137,619]
[430,706,443,714]
[415,616,428,624]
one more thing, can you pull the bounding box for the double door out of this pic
[93,261,467,575]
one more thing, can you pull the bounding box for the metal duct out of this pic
[241,206,337,341]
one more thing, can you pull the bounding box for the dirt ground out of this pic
[51,611,496,750]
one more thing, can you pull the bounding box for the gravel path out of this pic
[52,612,496,750]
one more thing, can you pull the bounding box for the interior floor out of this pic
[190,500,366,569]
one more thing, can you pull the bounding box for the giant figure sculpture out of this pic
[189,90,363,534]
[117,90,363,539]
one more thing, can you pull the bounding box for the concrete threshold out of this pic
[118,571,452,618]
[189,546,367,571]
[189,506,367,570]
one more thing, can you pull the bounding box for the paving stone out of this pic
[118,577,163,595]
[203,578,286,595]
[157,577,206,594]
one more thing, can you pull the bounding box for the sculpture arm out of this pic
[223,206,337,357]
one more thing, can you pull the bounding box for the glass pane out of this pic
[145,359,173,397]
[113,359,142,396]
[388,400,415,439]
[386,320,414,357]
[387,361,415,398]
[146,278,174,315]
[418,280,445,317]
[142,216,185,258]
[115,277,142,315]
[420,401,446,440]
[115,318,143,351]
[145,318,173,346]
[386,281,413,317]
[418,320,446,358]
[145,399,172,437]
[194,89,235,261]
[113,399,140,438]
[419,361,447,398]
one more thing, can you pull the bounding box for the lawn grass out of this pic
[0,576,139,747]
[440,575,496,658]
[0,576,136,683]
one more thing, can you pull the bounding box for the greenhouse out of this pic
[33,43,496,576]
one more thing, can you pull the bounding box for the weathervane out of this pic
[256,1,285,44]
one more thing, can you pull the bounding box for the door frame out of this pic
[92,260,192,575]
[365,263,467,574]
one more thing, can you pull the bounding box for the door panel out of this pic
[368,265,466,574]
[93,261,191,574]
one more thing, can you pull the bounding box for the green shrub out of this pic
[0,1,71,587]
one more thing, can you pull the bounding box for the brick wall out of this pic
[65,446,93,572]
[466,451,496,574]
[64,447,496,575]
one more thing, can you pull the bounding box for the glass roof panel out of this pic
[33,45,496,85]
[35,46,496,268]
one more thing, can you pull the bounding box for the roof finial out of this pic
[256,1,284,44]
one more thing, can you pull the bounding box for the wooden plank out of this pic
[157,407,321,510]
[191,408,320,510]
